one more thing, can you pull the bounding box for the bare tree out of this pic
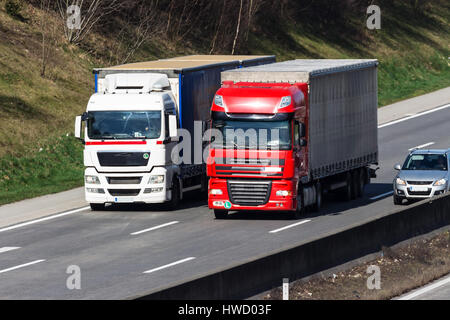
[232,0,244,54]
[56,0,121,44]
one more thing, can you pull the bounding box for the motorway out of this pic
[0,97,449,299]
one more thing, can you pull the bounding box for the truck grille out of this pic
[98,152,149,167]
[227,180,271,206]
[107,177,142,185]
[407,181,432,185]
[108,189,141,197]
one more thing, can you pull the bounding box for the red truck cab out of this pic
[207,81,309,217]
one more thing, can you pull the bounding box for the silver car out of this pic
[393,149,450,205]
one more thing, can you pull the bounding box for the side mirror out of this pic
[394,164,402,171]
[300,138,307,147]
[299,123,306,138]
[168,115,179,141]
[74,116,82,139]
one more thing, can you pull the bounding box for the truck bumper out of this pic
[84,167,171,204]
[208,178,297,211]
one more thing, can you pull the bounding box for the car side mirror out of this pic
[394,164,402,171]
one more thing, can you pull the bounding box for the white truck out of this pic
[74,55,275,210]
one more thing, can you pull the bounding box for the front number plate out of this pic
[410,186,428,192]
[114,197,134,203]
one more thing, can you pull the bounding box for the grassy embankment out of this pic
[0,1,449,205]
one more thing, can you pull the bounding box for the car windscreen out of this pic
[402,154,448,171]
[87,111,161,140]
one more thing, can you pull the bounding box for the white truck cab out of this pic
[74,55,276,210]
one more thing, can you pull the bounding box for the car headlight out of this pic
[148,175,164,184]
[396,178,406,186]
[433,179,447,186]
[85,175,100,184]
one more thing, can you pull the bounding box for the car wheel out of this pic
[393,194,402,205]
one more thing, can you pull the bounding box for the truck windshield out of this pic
[402,154,448,171]
[212,120,291,150]
[87,111,162,140]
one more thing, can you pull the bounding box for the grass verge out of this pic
[0,134,84,206]
[264,229,450,300]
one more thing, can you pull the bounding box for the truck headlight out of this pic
[148,175,164,184]
[433,179,447,186]
[86,188,105,194]
[276,190,292,196]
[85,175,100,184]
[209,189,223,195]
[396,178,406,186]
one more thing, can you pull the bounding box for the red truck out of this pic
[206,59,379,219]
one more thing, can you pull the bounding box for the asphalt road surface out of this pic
[0,103,449,299]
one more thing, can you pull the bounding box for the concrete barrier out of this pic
[135,193,450,300]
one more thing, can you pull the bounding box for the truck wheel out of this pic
[393,194,403,205]
[351,171,358,200]
[166,177,180,210]
[343,172,353,201]
[356,169,365,198]
[90,203,105,211]
[214,209,228,219]
[311,182,322,212]
[291,185,305,219]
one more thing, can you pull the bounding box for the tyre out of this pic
[290,184,305,219]
[90,203,105,211]
[351,170,358,200]
[342,172,353,201]
[393,194,403,205]
[311,181,322,212]
[356,169,365,198]
[214,209,228,219]
[166,176,180,210]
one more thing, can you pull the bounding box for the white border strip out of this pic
[398,274,450,300]
[378,103,450,129]
[0,206,90,233]
[408,142,435,151]
[0,247,20,254]
[269,220,311,234]
[131,221,179,236]
[0,259,46,274]
[370,191,394,201]
[143,257,196,274]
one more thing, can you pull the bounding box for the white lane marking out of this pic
[0,247,20,254]
[130,221,179,236]
[0,206,90,234]
[0,259,45,274]
[370,191,394,201]
[269,220,311,234]
[143,257,196,274]
[408,142,435,151]
[398,275,450,300]
[378,103,450,129]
